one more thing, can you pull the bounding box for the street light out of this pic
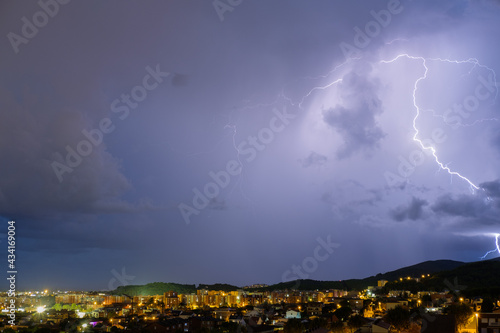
[36,306,45,323]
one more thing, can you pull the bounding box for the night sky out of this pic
[1,0,500,291]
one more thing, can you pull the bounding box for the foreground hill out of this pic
[110,282,239,296]
[380,257,500,297]
[247,259,466,292]
[369,259,465,282]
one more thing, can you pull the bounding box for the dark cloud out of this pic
[390,197,428,222]
[299,151,327,168]
[323,67,385,159]
[1,0,499,290]
[431,193,500,223]
[0,87,136,219]
[432,194,482,217]
[481,179,500,198]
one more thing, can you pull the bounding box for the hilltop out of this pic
[108,258,500,296]
[111,282,239,296]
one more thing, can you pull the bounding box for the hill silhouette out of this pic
[110,282,240,296]
[108,257,500,296]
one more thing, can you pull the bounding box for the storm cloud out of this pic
[323,67,385,159]
[390,196,428,221]
[1,0,499,290]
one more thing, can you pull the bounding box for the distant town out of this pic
[1,268,500,333]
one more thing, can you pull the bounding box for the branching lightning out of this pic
[380,54,499,191]
[221,101,280,209]
[218,51,500,257]
[236,53,497,194]
[381,54,500,259]
[295,78,343,110]
[214,65,350,215]
[281,59,352,110]
[480,233,500,260]
[224,123,242,166]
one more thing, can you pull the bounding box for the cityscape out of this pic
[1,257,500,333]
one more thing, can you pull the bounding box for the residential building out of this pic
[477,312,500,333]
[285,310,301,319]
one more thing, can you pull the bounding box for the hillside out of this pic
[110,282,240,296]
[196,283,240,292]
[108,258,500,296]
[380,258,500,297]
[371,259,465,281]
[248,260,466,292]
[112,282,196,296]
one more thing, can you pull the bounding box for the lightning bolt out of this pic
[240,53,495,195]
[224,123,242,166]
[293,78,343,110]
[384,38,409,45]
[480,233,500,260]
[380,54,500,191]
[210,69,348,218]
[221,54,500,259]
[281,59,350,110]
[380,54,500,259]
[222,121,256,209]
